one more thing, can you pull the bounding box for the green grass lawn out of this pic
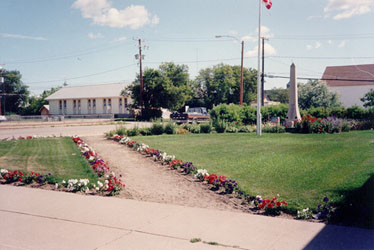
[0,137,98,182]
[133,131,374,215]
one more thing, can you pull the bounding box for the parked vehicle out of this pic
[0,116,6,122]
[170,107,210,123]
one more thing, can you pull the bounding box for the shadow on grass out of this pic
[329,174,374,229]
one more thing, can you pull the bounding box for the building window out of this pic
[73,100,77,109]
[59,100,62,110]
[78,100,81,109]
[124,98,128,108]
[63,100,67,109]
[103,99,106,107]
[108,99,111,107]
[88,99,91,108]
[93,99,96,108]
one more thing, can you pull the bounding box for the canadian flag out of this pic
[263,0,272,9]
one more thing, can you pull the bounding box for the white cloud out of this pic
[72,0,159,29]
[246,43,277,57]
[338,40,347,48]
[88,32,103,39]
[306,41,322,50]
[256,26,274,38]
[0,33,47,41]
[324,0,374,20]
[241,35,256,42]
[111,36,127,43]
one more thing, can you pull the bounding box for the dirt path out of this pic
[83,135,244,212]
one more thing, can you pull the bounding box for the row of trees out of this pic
[126,62,365,120]
[2,63,373,116]
[0,69,61,115]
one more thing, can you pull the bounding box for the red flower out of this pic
[276,201,281,207]
[18,177,22,182]
[272,196,277,201]
[219,176,226,183]
[267,203,274,209]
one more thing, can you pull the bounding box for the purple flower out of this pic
[317,203,321,211]
[323,196,329,203]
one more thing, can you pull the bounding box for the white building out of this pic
[322,64,374,108]
[45,83,132,117]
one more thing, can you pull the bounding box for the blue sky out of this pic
[1,0,374,95]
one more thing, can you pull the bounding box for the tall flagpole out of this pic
[256,0,262,135]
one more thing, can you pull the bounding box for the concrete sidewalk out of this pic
[0,186,373,250]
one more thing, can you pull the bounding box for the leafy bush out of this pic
[226,125,238,133]
[116,126,127,136]
[261,104,288,123]
[262,124,286,133]
[151,123,164,135]
[306,107,331,119]
[164,122,177,134]
[127,127,140,136]
[189,124,200,134]
[137,108,162,121]
[139,127,152,136]
[214,119,227,133]
[200,123,212,133]
[346,105,366,120]
[210,104,242,124]
[238,125,253,133]
[240,105,257,125]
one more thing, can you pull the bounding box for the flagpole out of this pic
[256,0,262,135]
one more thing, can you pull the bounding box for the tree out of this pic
[194,64,257,109]
[126,62,192,119]
[266,87,289,104]
[21,86,61,115]
[298,80,340,110]
[360,89,374,108]
[0,69,29,114]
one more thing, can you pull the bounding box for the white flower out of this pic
[256,195,262,200]
[194,169,209,180]
[105,180,109,184]
[55,183,59,189]
[0,169,9,174]
[96,187,100,191]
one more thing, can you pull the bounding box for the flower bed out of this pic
[0,136,124,196]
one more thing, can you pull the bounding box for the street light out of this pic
[215,35,244,106]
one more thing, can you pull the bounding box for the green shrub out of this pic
[226,125,238,133]
[116,126,127,136]
[306,107,331,119]
[200,123,212,133]
[139,127,152,136]
[137,108,162,121]
[164,122,177,134]
[151,123,164,135]
[329,107,347,119]
[240,105,257,125]
[210,104,242,124]
[214,119,227,133]
[346,105,366,120]
[189,124,200,134]
[263,124,286,133]
[238,125,252,133]
[261,104,288,123]
[127,127,140,136]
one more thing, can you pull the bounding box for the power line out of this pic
[265,74,374,82]
[26,63,136,84]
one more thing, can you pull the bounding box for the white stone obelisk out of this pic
[286,63,301,127]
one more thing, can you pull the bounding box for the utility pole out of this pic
[240,40,244,106]
[215,35,244,106]
[138,39,143,110]
[134,39,146,111]
[0,65,4,116]
[261,37,268,107]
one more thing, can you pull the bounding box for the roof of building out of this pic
[39,105,50,112]
[45,83,129,100]
[322,64,374,87]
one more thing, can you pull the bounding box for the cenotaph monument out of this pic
[286,63,301,127]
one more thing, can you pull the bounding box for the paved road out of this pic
[0,122,150,139]
[1,185,373,250]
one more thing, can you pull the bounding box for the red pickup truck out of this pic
[170,107,210,124]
